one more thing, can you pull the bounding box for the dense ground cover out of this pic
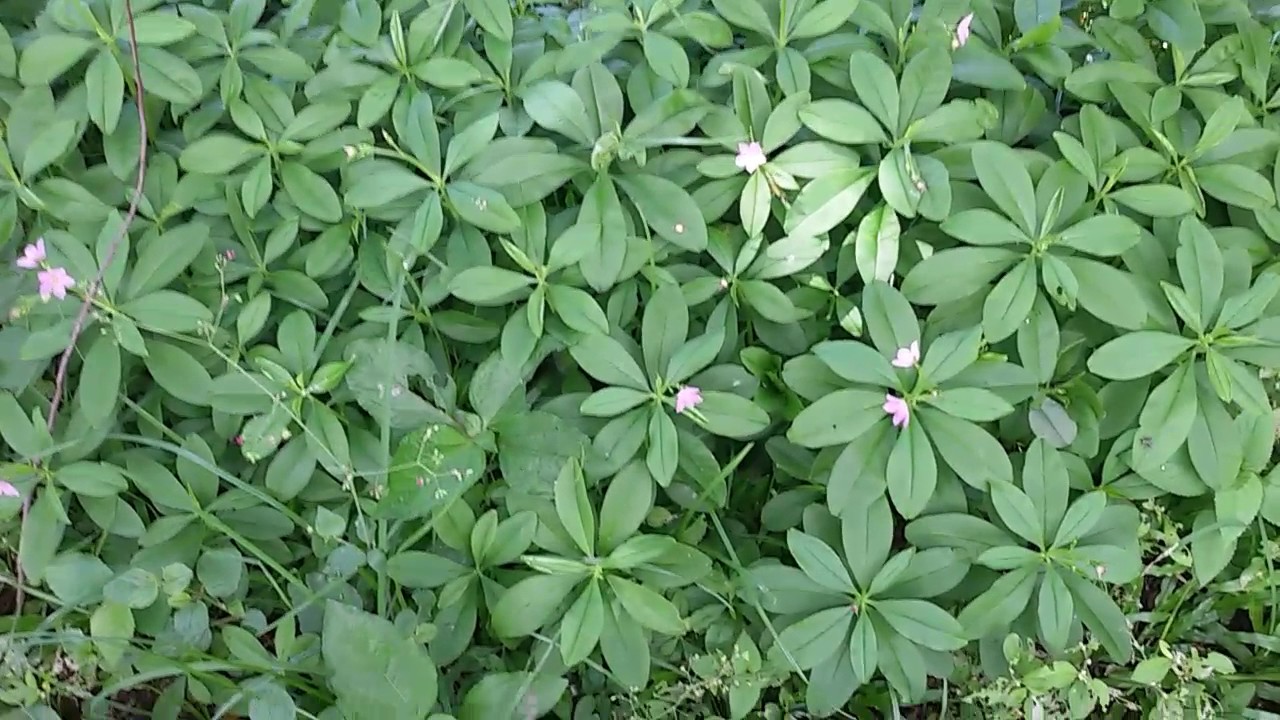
[4,0,1280,718]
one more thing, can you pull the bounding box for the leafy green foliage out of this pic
[4,0,1280,718]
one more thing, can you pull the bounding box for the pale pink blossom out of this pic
[675,386,703,414]
[735,142,767,174]
[953,13,974,49]
[16,239,45,269]
[891,341,920,369]
[37,267,75,301]
[883,394,910,428]
[0,480,18,498]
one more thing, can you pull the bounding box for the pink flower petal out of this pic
[16,239,45,269]
[735,141,767,174]
[954,13,974,48]
[883,394,910,428]
[675,386,703,414]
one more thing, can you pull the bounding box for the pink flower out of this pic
[953,13,974,49]
[735,142,767,174]
[37,267,75,301]
[891,341,920,369]
[675,386,703,414]
[233,435,244,446]
[16,239,46,269]
[883,394,910,428]
[0,480,17,498]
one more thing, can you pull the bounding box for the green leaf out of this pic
[522,81,595,146]
[901,247,1022,305]
[1029,398,1078,449]
[447,182,520,234]
[607,575,685,635]
[1131,362,1198,473]
[1059,570,1132,662]
[1037,567,1074,653]
[386,552,471,589]
[491,574,581,637]
[787,529,855,593]
[982,257,1038,342]
[898,46,951,127]
[788,389,886,448]
[1146,0,1204,55]
[321,601,439,720]
[598,464,655,553]
[646,409,679,486]
[874,599,966,651]
[811,339,900,388]
[799,99,889,145]
[143,342,212,406]
[957,566,1037,638]
[129,13,197,44]
[280,161,342,222]
[919,408,1013,490]
[1053,491,1107,547]
[850,203,900,284]
[643,32,690,87]
[76,335,120,425]
[570,334,649,390]
[125,222,209,298]
[1087,332,1195,380]
[616,173,708,251]
[772,606,853,670]
[90,600,134,667]
[20,492,67,585]
[1056,214,1142,257]
[548,284,610,334]
[1060,257,1148,329]
[862,281,920,356]
[1131,656,1173,686]
[1220,275,1280,330]
[1175,217,1224,326]
[918,326,982,388]
[179,133,263,175]
[463,0,513,39]
[972,142,1038,234]
[941,209,1030,247]
[693,390,770,439]
[847,50,899,132]
[1109,184,1194,217]
[459,673,567,720]
[785,169,875,240]
[581,387,652,417]
[450,266,534,306]
[642,283,689,376]
[848,614,879,684]
[121,291,213,333]
[989,479,1044,547]
[924,388,1015,422]
[19,34,95,86]
[740,173,772,237]
[20,118,78,180]
[560,580,605,665]
[886,419,937,519]
[554,459,595,555]
[1196,164,1275,210]
[712,0,775,34]
[197,547,243,598]
[344,159,432,208]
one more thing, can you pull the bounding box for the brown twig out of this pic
[14,0,149,613]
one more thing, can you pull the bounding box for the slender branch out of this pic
[14,0,149,613]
